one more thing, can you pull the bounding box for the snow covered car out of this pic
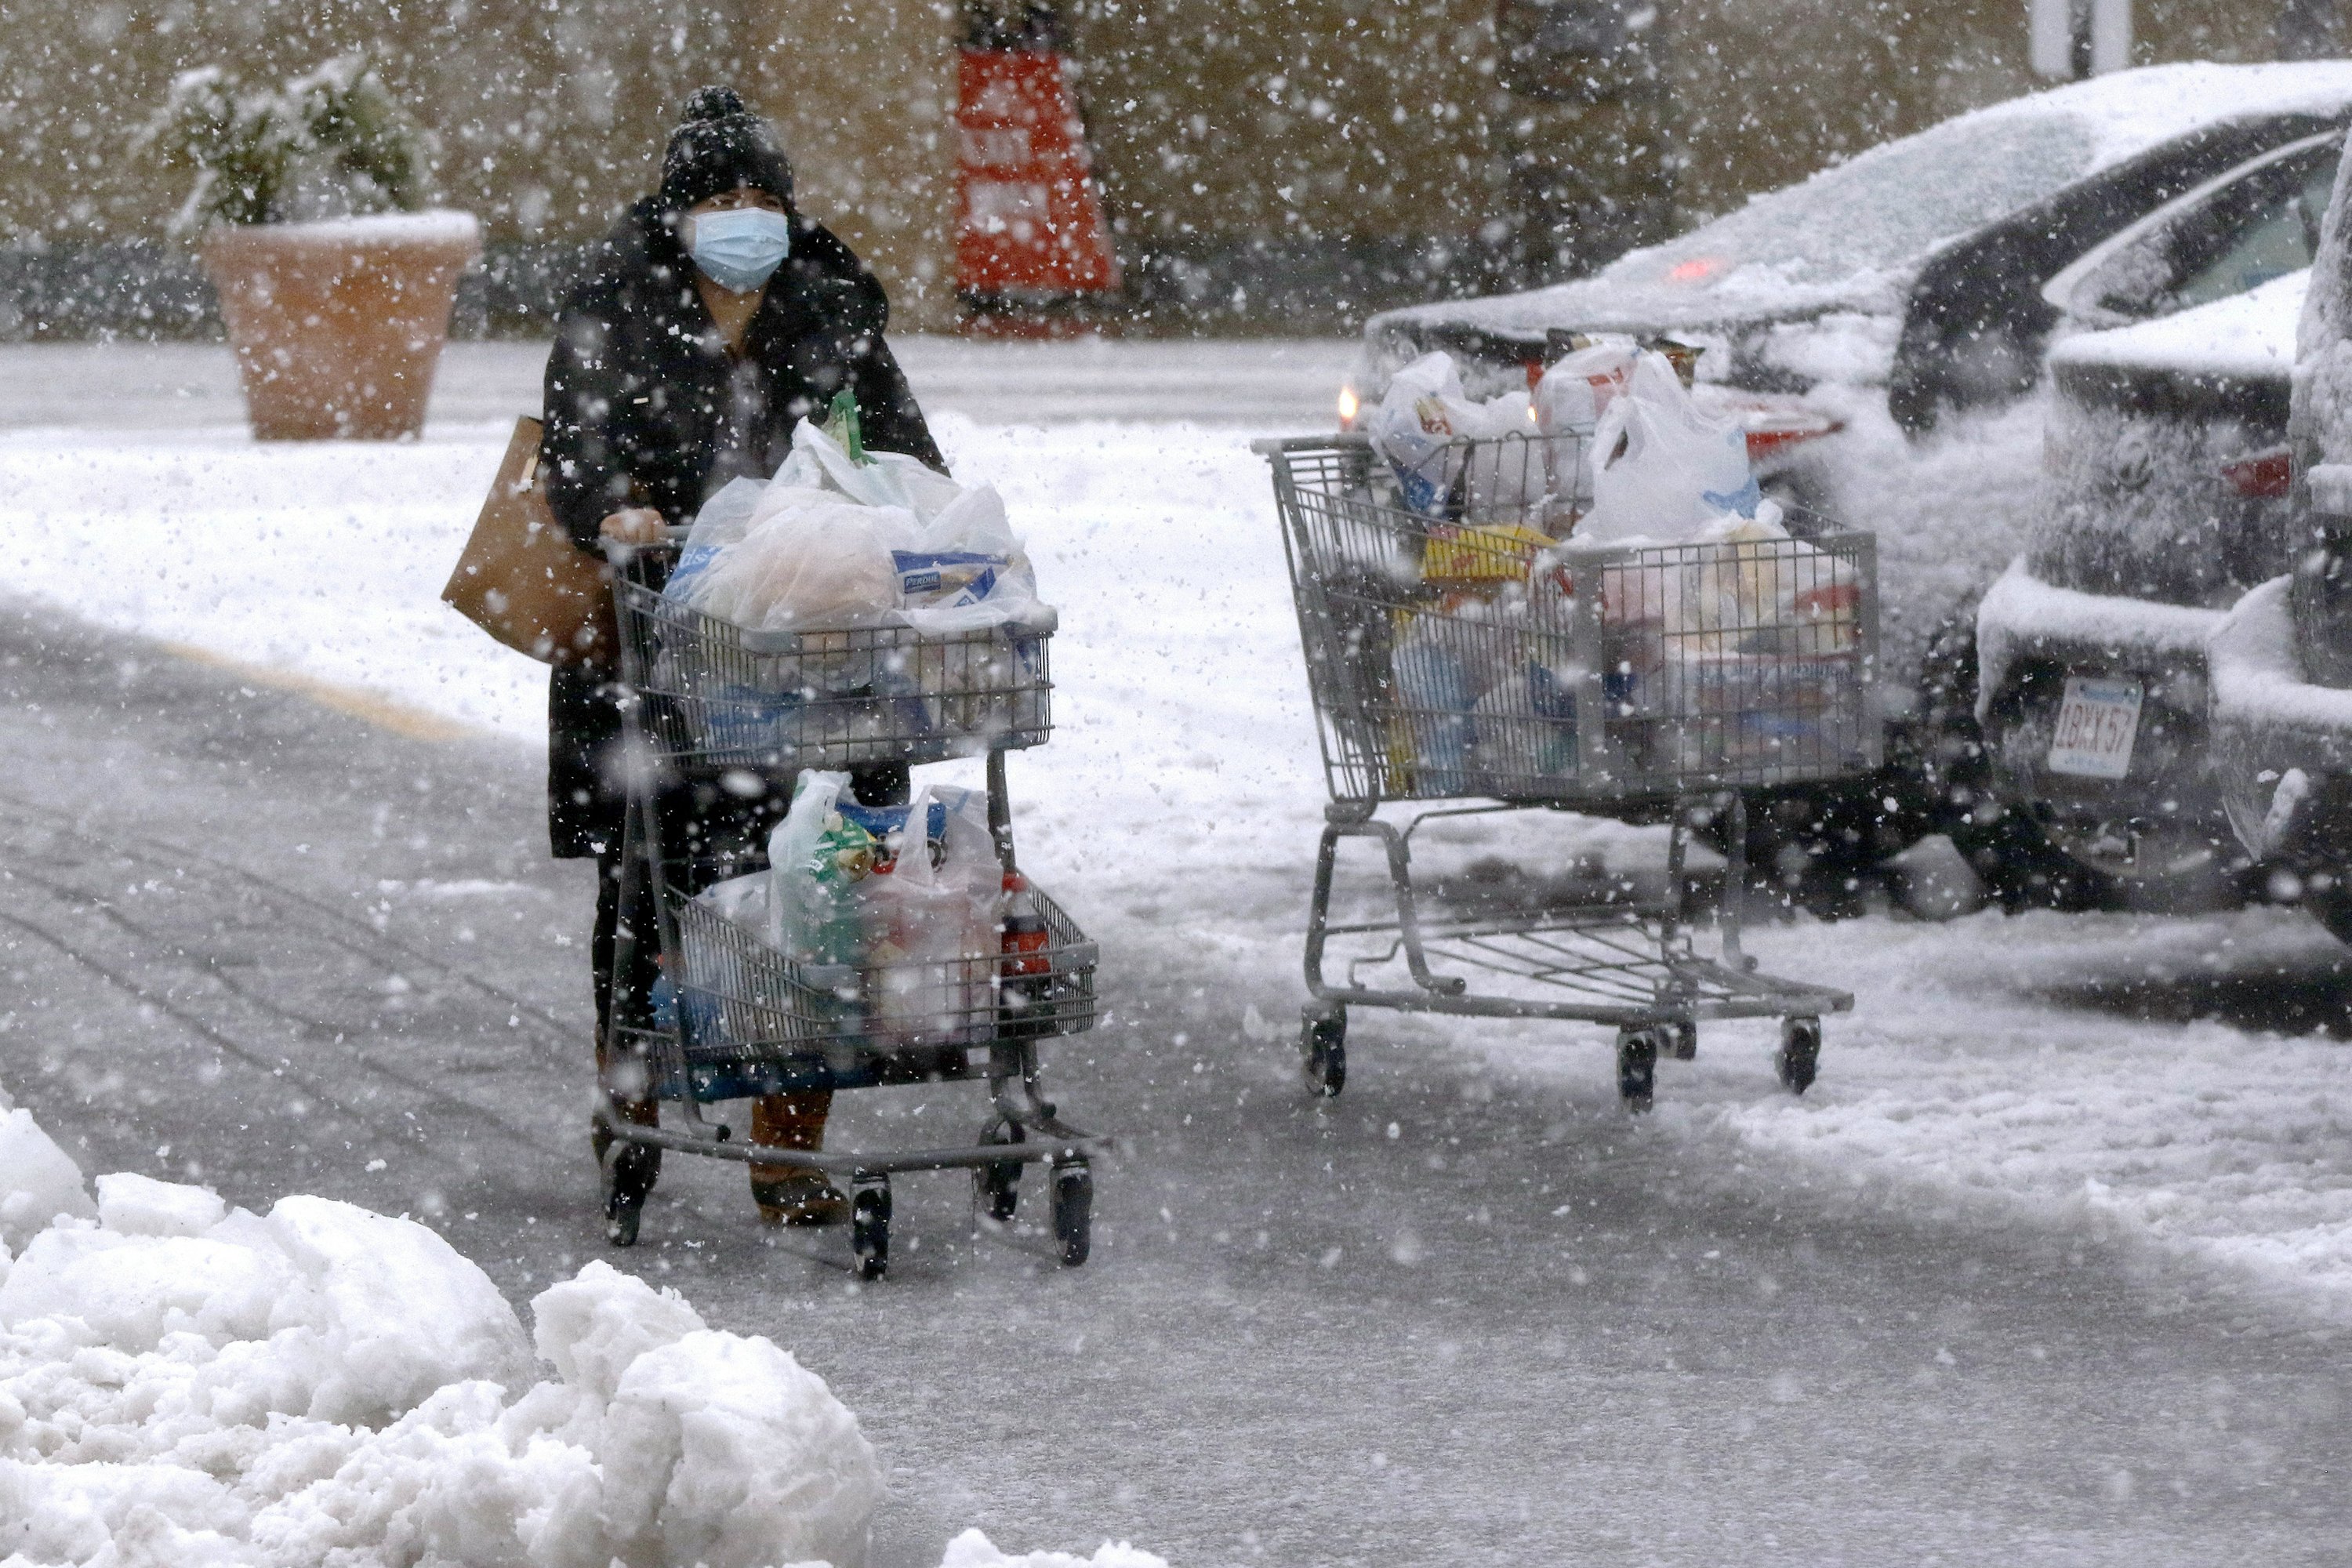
[1348,63,2352,904]
[1974,267,2308,909]
[2209,139,2352,942]
[1355,64,2352,434]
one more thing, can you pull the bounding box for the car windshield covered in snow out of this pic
[1608,115,2099,298]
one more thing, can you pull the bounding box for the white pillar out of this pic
[2028,0,2073,79]
[2090,0,2132,74]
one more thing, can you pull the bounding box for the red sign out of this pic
[955,45,1120,302]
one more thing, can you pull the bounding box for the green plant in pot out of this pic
[144,55,481,441]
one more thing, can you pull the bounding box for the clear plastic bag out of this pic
[1534,338,1639,437]
[855,786,1003,1042]
[691,491,917,632]
[767,771,876,965]
[663,475,766,606]
[1368,350,1542,521]
[761,776,1004,1044]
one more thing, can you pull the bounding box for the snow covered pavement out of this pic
[3,340,2352,1562]
[3,575,2350,1563]
[1,345,2347,1323]
[1452,896,2352,1316]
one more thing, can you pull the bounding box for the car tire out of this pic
[1693,782,1887,922]
[1910,612,2111,913]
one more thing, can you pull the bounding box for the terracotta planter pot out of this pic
[201,212,482,441]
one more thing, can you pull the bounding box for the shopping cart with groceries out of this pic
[1255,419,1877,1110]
[591,534,1104,1279]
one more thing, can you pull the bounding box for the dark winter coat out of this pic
[539,197,940,858]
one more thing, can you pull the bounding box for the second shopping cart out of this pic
[1258,426,1877,1109]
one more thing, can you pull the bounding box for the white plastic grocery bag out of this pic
[785,417,966,521]
[892,484,1042,634]
[1454,390,1539,524]
[665,419,1043,635]
[1534,338,1639,437]
[1367,351,1469,514]
[694,869,772,935]
[663,475,766,604]
[1581,350,1759,544]
[1369,350,1548,521]
[686,488,920,632]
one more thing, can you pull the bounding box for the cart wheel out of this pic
[1616,1027,1658,1113]
[851,1180,891,1282]
[1776,1017,1822,1095]
[1668,1020,1698,1062]
[599,1141,659,1250]
[974,1118,1025,1224]
[1050,1157,1093,1268]
[1301,1007,1347,1098]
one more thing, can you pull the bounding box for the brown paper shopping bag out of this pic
[441,416,616,667]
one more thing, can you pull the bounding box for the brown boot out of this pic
[750,1091,844,1226]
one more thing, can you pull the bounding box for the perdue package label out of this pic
[891,550,1007,607]
[1613,652,1863,720]
[1684,652,1861,713]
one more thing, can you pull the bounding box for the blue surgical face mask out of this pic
[686,207,793,292]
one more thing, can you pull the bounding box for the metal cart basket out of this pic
[1258,430,1877,1109]
[594,545,1105,1278]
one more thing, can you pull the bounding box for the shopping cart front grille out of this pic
[1265,434,1879,804]
[615,581,1052,772]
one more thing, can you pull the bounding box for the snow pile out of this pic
[0,1106,96,1251]
[939,1534,1167,1568]
[0,1094,1168,1568]
[0,1106,884,1568]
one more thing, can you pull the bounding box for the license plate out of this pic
[2046,675,2144,779]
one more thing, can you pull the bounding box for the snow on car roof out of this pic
[1379,62,2352,343]
[2044,60,2352,165]
[2049,267,2308,380]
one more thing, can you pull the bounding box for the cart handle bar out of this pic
[600,527,691,563]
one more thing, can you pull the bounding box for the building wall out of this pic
[0,0,961,325]
[0,0,2310,336]
[1073,0,2286,246]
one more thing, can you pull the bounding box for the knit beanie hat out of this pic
[658,87,796,214]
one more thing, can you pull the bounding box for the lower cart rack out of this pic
[595,762,1110,1279]
[1298,798,1852,1107]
